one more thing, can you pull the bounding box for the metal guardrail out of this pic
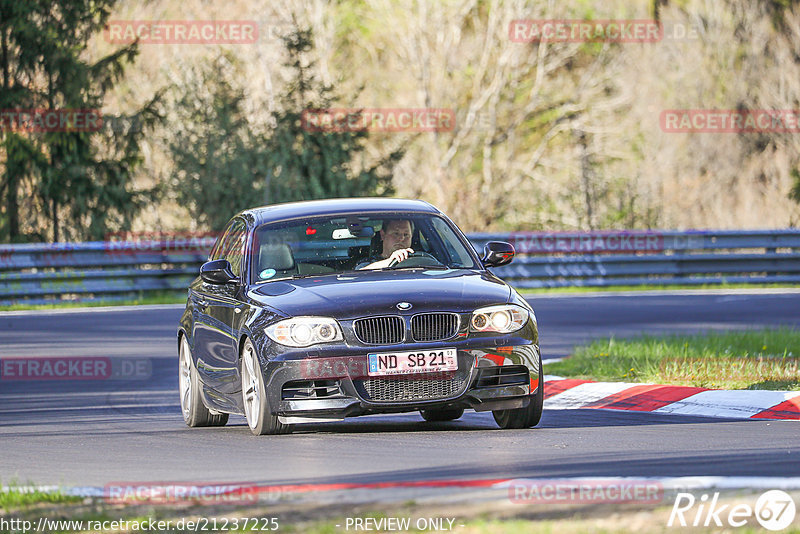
[1,230,799,305]
[0,241,209,305]
[473,229,800,288]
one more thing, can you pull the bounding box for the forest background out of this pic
[2,0,800,243]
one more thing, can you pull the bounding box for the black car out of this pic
[178,198,543,435]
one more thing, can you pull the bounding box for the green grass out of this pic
[545,327,800,390]
[0,291,185,311]
[4,490,800,534]
[0,486,80,508]
[517,282,800,294]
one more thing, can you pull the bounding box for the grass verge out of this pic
[1,488,798,533]
[517,282,800,294]
[545,328,800,390]
[0,291,185,312]
[0,486,80,509]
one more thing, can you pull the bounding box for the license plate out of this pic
[367,348,458,376]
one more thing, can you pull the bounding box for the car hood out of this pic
[248,269,511,319]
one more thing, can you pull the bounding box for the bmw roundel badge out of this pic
[396,302,412,310]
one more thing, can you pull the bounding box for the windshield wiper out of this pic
[253,273,320,284]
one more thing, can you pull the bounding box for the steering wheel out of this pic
[388,251,444,268]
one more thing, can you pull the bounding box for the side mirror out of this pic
[482,241,515,267]
[200,259,238,285]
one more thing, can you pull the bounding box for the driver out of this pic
[357,219,414,269]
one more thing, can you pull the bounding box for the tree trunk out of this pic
[577,130,596,231]
[1,25,20,241]
[7,174,19,240]
[50,199,58,242]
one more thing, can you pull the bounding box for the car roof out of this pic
[241,198,441,226]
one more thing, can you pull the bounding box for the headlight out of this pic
[266,317,343,347]
[470,304,529,333]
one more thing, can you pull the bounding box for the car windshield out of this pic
[250,213,479,283]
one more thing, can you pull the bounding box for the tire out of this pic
[492,365,544,429]
[179,335,229,427]
[240,338,293,436]
[420,408,464,422]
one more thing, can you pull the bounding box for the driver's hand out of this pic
[359,248,415,269]
[387,248,414,266]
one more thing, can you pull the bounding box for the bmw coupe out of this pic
[178,198,543,435]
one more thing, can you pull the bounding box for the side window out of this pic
[222,221,247,277]
[430,217,474,267]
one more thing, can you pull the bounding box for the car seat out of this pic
[257,243,297,278]
[368,231,383,257]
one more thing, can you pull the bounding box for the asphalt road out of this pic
[1,290,799,488]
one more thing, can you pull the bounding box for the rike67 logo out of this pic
[668,490,796,531]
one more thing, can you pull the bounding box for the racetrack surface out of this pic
[1,290,799,488]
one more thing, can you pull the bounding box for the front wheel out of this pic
[240,338,292,436]
[492,366,544,429]
[179,335,228,427]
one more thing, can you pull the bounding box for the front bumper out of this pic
[261,343,541,423]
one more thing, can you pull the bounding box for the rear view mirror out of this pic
[200,259,238,284]
[332,226,375,239]
[482,241,515,267]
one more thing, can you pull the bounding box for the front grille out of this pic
[360,374,466,402]
[411,312,460,342]
[354,316,405,344]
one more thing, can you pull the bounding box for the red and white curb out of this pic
[544,376,800,420]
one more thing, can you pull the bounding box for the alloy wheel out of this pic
[179,336,193,421]
[241,340,261,429]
